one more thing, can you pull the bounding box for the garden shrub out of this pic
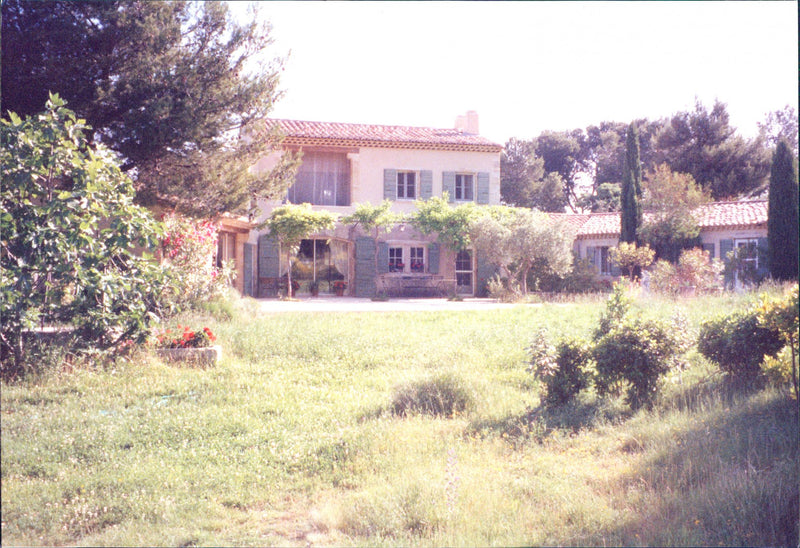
[487,274,520,303]
[537,257,605,294]
[757,284,799,399]
[160,212,235,309]
[594,282,632,340]
[390,373,475,418]
[699,309,785,382]
[593,312,692,409]
[649,248,722,295]
[1,95,169,376]
[530,331,593,406]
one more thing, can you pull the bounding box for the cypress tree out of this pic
[767,140,799,280]
[620,122,642,244]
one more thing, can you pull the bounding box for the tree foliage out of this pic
[620,123,642,245]
[639,163,708,262]
[609,243,655,281]
[408,195,479,252]
[767,140,799,281]
[471,208,572,294]
[1,0,298,217]
[758,106,799,157]
[500,139,566,212]
[656,99,770,199]
[341,200,402,291]
[1,95,168,375]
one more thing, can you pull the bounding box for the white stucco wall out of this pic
[249,145,501,243]
[699,227,767,260]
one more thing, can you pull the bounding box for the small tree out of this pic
[767,140,799,281]
[639,163,708,263]
[471,207,572,294]
[341,200,402,295]
[1,95,167,374]
[263,204,336,297]
[609,242,655,280]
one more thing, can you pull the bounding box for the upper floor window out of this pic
[287,151,350,206]
[397,171,417,200]
[455,174,474,201]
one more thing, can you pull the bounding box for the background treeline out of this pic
[501,100,798,213]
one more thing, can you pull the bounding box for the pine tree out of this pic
[767,140,799,280]
[1,1,297,217]
[620,122,642,244]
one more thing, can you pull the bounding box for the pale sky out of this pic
[230,1,798,145]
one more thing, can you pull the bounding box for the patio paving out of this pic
[257,295,520,313]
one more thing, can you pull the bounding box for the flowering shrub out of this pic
[155,325,217,349]
[161,213,234,307]
[649,248,722,295]
[332,281,347,290]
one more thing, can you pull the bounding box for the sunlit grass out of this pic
[2,291,797,546]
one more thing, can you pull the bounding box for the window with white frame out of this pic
[735,238,759,270]
[455,174,474,201]
[410,247,425,273]
[389,247,404,272]
[397,171,417,200]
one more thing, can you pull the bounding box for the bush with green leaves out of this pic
[593,313,692,408]
[757,284,799,399]
[698,309,785,382]
[649,248,722,296]
[530,331,593,406]
[0,95,169,376]
[390,373,475,418]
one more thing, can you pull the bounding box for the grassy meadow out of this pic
[1,291,798,546]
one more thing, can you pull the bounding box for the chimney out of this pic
[455,114,467,133]
[466,110,479,135]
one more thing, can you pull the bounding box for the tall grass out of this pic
[2,291,796,546]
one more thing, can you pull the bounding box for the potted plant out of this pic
[153,325,221,367]
[333,280,347,296]
[309,280,320,297]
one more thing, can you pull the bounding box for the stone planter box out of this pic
[156,345,221,367]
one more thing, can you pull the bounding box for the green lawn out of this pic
[2,293,797,546]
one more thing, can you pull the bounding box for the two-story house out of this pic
[243,112,503,298]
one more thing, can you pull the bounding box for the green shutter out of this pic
[586,246,597,271]
[377,242,389,274]
[420,170,433,200]
[243,243,255,297]
[477,172,490,204]
[428,242,440,274]
[258,234,280,278]
[355,237,377,297]
[701,243,715,259]
[756,237,769,278]
[384,169,397,200]
[258,234,281,297]
[442,171,456,202]
[720,239,734,286]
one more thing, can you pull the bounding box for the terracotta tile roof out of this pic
[555,200,767,239]
[268,119,503,153]
[693,200,767,230]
